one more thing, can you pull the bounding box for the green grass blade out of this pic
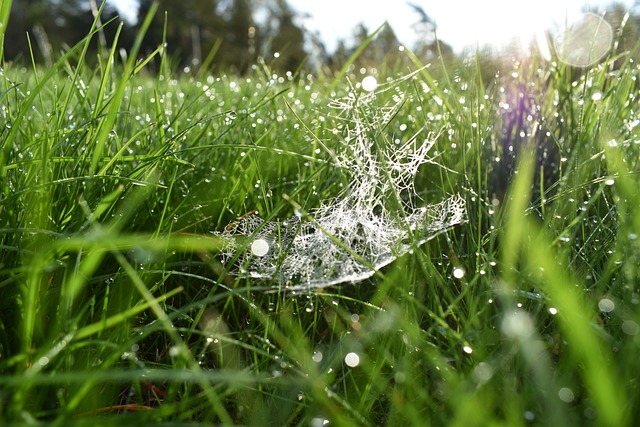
[0,0,11,61]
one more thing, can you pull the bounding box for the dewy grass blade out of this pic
[89,1,158,177]
[0,0,11,61]
[522,218,628,426]
[74,286,183,340]
[1,35,96,175]
[328,22,386,94]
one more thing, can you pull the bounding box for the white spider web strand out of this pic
[214,85,466,290]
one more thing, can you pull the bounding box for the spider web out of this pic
[214,80,466,290]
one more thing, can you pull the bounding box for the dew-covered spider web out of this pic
[214,77,466,290]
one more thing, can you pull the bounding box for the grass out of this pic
[1,12,639,427]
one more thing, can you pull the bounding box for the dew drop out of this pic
[558,387,575,403]
[251,239,270,257]
[622,320,640,335]
[311,418,330,427]
[361,76,378,92]
[598,298,615,313]
[473,362,493,384]
[502,310,534,338]
[344,352,360,367]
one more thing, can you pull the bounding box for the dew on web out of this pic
[361,76,378,92]
[214,76,466,290]
[251,239,270,257]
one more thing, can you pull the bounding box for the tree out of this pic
[137,0,264,73]
[408,2,453,63]
[4,0,122,64]
[347,22,404,70]
[264,0,306,73]
[369,23,401,64]
[137,0,222,68]
[221,0,256,73]
[4,0,50,62]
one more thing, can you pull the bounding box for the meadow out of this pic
[1,8,640,427]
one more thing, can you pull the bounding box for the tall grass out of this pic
[1,14,639,426]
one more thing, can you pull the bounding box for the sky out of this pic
[113,0,638,52]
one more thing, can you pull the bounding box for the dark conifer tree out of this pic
[266,0,306,73]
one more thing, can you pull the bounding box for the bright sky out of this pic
[113,0,638,52]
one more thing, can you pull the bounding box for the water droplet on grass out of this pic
[473,362,493,384]
[311,417,329,427]
[622,320,640,335]
[251,239,270,257]
[598,298,615,313]
[558,387,575,402]
[344,352,360,367]
[502,310,534,338]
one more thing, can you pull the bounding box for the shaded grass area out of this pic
[1,15,640,427]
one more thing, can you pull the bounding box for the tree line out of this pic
[3,0,454,73]
[3,1,638,74]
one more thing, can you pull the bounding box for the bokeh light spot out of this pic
[553,13,613,67]
[251,239,270,257]
[344,352,360,367]
[361,76,378,92]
